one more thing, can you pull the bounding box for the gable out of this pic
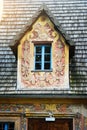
[10,4,74,59]
[8,4,75,90]
[17,13,69,89]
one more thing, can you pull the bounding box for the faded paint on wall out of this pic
[18,14,69,89]
[0,104,87,130]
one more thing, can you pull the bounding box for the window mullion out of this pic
[42,46,44,70]
[4,123,8,130]
[50,46,52,69]
[34,46,36,70]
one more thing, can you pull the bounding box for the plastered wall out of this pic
[0,103,87,130]
[18,14,69,89]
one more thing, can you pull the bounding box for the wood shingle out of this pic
[0,0,87,95]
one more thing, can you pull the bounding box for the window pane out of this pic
[0,122,14,130]
[45,46,51,53]
[4,123,8,130]
[0,123,3,130]
[35,55,41,62]
[9,123,14,129]
[36,46,42,53]
[44,55,50,61]
[35,63,41,70]
[35,45,51,70]
[44,63,50,69]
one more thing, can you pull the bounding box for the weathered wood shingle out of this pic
[0,0,87,94]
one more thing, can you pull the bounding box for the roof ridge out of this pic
[10,3,74,57]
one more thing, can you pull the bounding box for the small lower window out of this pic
[34,45,52,71]
[0,122,14,130]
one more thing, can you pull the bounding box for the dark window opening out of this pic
[0,122,14,130]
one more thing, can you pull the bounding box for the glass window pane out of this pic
[35,45,51,70]
[0,122,14,130]
[36,46,42,53]
[4,123,8,130]
[0,123,2,128]
[0,123,3,130]
[45,46,51,53]
[9,123,14,129]
[44,63,50,69]
[44,55,50,61]
[35,63,41,70]
[35,55,41,62]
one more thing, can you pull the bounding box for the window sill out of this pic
[31,69,53,72]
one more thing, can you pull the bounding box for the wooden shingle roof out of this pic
[10,4,74,58]
[0,0,87,96]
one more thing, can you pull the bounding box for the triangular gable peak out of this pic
[10,4,75,89]
[10,4,75,58]
[9,4,75,89]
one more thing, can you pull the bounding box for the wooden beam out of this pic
[0,97,87,104]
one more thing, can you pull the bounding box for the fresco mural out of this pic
[18,15,69,89]
[0,103,87,130]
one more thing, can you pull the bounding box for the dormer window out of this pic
[34,44,52,71]
[10,4,74,89]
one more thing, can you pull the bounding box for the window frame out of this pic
[0,117,20,130]
[0,122,14,130]
[34,44,52,71]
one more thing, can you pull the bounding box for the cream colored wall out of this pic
[17,14,69,89]
[0,0,3,20]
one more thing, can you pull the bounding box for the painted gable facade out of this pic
[18,13,69,89]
